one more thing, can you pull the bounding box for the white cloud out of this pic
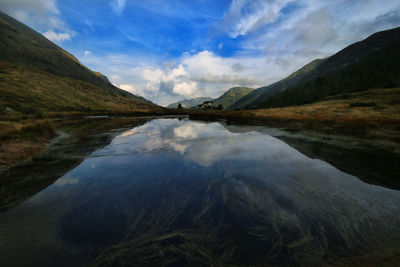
[119,84,138,94]
[0,0,75,43]
[73,0,400,107]
[43,30,72,42]
[79,49,277,106]
[173,81,198,96]
[217,0,293,38]
[110,0,126,15]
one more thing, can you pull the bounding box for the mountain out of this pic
[229,27,400,110]
[212,87,253,110]
[0,12,161,117]
[167,97,213,108]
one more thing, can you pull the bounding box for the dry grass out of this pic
[0,119,56,168]
[189,88,400,126]
[0,140,45,167]
[249,88,400,123]
[0,61,164,119]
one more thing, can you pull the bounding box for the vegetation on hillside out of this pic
[0,62,164,118]
[0,12,146,100]
[189,88,400,129]
[167,97,213,109]
[212,87,253,110]
[263,40,400,108]
[0,11,160,117]
[229,27,400,110]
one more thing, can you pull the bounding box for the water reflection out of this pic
[0,118,399,266]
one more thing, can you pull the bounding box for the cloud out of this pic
[0,0,74,43]
[110,0,126,15]
[0,0,58,17]
[80,49,267,106]
[119,84,138,94]
[74,0,400,107]
[55,177,79,187]
[43,30,72,42]
[295,8,337,46]
[231,63,244,72]
[191,74,257,84]
[216,0,293,38]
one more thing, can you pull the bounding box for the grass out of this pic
[188,88,400,134]
[0,119,55,141]
[0,119,56,168]
[0,61,165,120]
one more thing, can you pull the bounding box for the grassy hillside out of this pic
[212,87,253,110]
[167,97,213,108]
[0,62,163,118]
[228,59,324,110]
[264,39,400,108]
[0,11,160,117]
[229,27,400,110]
[190,87,400,131]
[249,88,400,123]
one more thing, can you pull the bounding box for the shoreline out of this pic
[1,108,399,171]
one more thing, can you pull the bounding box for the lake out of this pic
[1,118,400,266]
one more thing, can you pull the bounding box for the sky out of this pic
[1,0,400,106]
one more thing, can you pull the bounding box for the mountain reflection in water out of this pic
[1,118,399,266]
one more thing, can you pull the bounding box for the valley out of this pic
[1,4,400,266]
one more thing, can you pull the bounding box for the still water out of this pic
[1,118,400,266]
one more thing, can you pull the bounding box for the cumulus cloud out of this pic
[80,50,267,106]
[0,0,74,43]
[77,0,400,107]
[110,0,126,15]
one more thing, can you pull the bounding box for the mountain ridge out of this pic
[212,87,253,110]
[229,27,400,110]
[0,11,161,117]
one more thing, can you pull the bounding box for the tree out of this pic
[177,103,183,109]
[216,104,223,110]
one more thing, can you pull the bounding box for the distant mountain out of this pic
[212,87,253,110]
[0,12,161,116]
[229,27,400,110]
[167,97,213,108]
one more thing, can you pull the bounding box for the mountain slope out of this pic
[229,27,400,110]
[265,37,400,108]
[212,87,253,110]
[0,11,160,116]
[228,59,324,110]
[167,97,213,108]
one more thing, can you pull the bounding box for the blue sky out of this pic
[1,0,400,106]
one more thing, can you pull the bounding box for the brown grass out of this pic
[0,140,45,167]
[0,61,165,120]
[0,119,56,168]
[188,88,400,126]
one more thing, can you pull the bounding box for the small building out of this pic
[197,101,214,110]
